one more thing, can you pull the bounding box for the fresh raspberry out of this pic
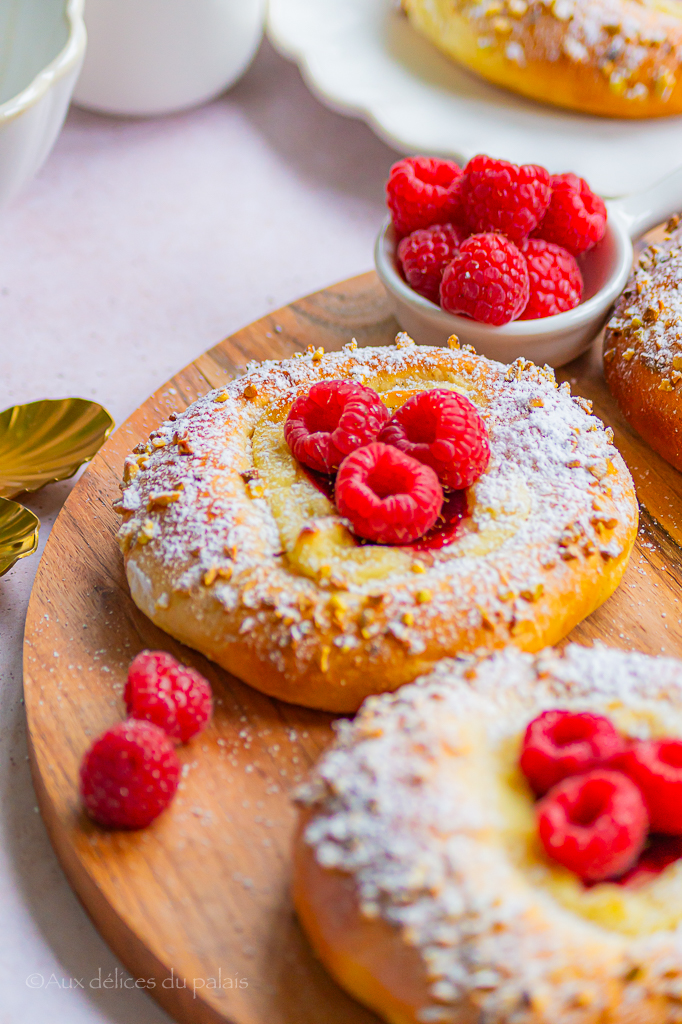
[533,173,607,256]
[440,233,529,326]
[520,710,626,796]
[80,720,180,830]
[518,239,584,320]
[378,389,489,490]
[537,770,649,883]
[609,740,682,835]
[125,650,213,744]
[397,223,466,304]
[460,154,551,242]
[335,442,443,545]
[284,380,389,474]
[386,156,463,237]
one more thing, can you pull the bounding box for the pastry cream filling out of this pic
[495,718,682,938]
[251,372,531,586]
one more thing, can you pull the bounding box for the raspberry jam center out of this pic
[303,467,468,549]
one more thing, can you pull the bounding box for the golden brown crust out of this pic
[293,817,438,1024]
[604,221,682,470]
[117,339,637,713]
[294,645,682,1024]
[403,0,682,118]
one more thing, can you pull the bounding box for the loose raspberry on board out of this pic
[80,720,180,830]
[397,222,466,303]
[440,233,529,325]
[519,238,583,320]
[460,155,551,242]
[520,709,627,796]
[537,769,649,883]
[379,388,489,490]
[533,173,607,255]
[125,649,213,743]
[386,156,463,237]
[335,442,443,545]
[610,739,682,835]
[284,380,390,474]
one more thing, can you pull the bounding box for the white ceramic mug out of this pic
[73,0,265,117]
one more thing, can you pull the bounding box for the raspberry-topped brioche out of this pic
[116,336,637,712]
[294,645,682,1024]
[604,219,682,472]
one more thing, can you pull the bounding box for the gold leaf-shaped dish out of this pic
[0,498,39,576]
[0,399,114,498]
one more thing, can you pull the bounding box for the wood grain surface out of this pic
[22,272,682,1024]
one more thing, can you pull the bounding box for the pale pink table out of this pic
[0,41,398,1023]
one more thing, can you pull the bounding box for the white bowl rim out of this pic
[0,0,86,123]
[375,216,633,340]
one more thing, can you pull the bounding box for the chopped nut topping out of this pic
[122,461,139,483]
[147,490,181,509]
[415,589,432,604]
[202,566,219,586]
[319,646,331,673]
[622,349,635,361]
[137,519,156,545]
[244,383,258,399]
[411,562,426,573]
[529,397,544,408]
[214,392,229,403]
[402,611,415,626]
[447,334,460,349]
[311,347,325,362]
[520,582,544,602]
[603,348,616,362]
[659,379,674,391]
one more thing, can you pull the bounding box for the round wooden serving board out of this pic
[23,272,682,1024]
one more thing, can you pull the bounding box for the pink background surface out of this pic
[0,41,398,1022]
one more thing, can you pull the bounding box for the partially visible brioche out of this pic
[403,0,682,118]
[295,644,682,1024]
[604,219,682,470]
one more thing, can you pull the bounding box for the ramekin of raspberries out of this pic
[284,377,490,547]
[80,650,212,829]
[383,154,607,326]
[519,708,682,885]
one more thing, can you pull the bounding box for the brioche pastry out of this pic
[295,644,682,1024]
[604,218,682,471]
[116,337,637,713]
[402,0,682,118]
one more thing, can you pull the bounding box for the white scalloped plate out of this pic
[267,0,682,198]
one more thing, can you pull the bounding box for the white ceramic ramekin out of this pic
[375,217,630,368]
[73,0,265,117]
[0,0,86,211]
